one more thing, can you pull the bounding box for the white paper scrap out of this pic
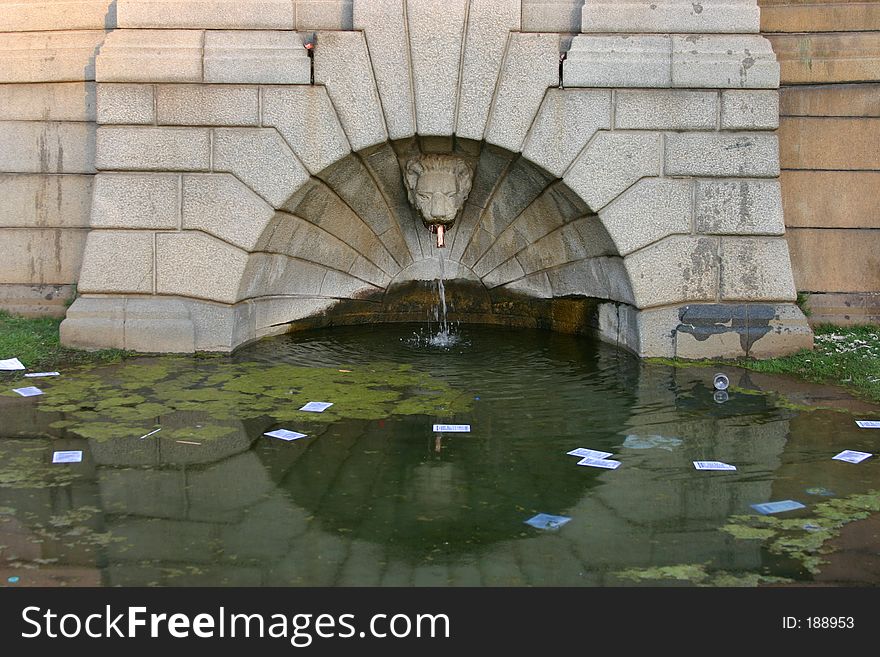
[856,420,880,429]
[138,428,161,440]
[567,448,613,460]
[300,401,333,413]
[693,461,737,471]
[0,358,25,371]
[12,386,42,397]
[433,424,471,433]
[577,457,621,470]
[52,451,82,464]
[264,429,308,442]
[24,372,60,378]
[832,450,872,464]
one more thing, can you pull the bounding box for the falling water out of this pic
[428,247,457,347]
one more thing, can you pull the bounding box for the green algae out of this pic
[614,563,792,587]
[0,441,82,490]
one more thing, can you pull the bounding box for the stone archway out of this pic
[60,0,812,359]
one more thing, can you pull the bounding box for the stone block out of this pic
[203,30,309,85]
[182,174,275,251]
[212,128,310,208]
[786,228,880,293]
[768,33,880,85]
[545,257,634,304]
[261,86,350,175]
[780,171,880,229]
[671,35,779,89]
[0,30,106,83]
[253,296,334,332]
[313,31,387,151]
[801,293,880,326]
[779,117,880,170]
[124,297,196,352]
[60,297,125,350]
[353,0,415,140]
[695,180,784,235]
[720,90,778,130]
[615,90,717,131]
[748,303,814,359]
[779,84,880,118]
[0,0,114,31]
[625,236,718,308]
[156,232,248,303]
[255,212,357,273]
[522,89,611,178]
[521,0,582,33]
[408,0,467,136]
[513,217,617,276]
[96,126,210,171]
[96,29,203,83]
[90,173,180,229]
[664,133,779,177]
[156,84,259,127]
[96,83,155,124]
[0,82,96,122]
[486,32,559,153]
[582,0,760,34]
[720,237,796,301]
[0,283,77,317]
[296,0,353,29]
[676,327,747,360]
[564,35,672,89]
[599,178,692,256]
[117,0,294,29]
[0,228,87,284]
[624,305,679,358]
[564,131,661,212]
[0,121,95,173]
[180,297,249,351]
[77,230,154,293]
[0,174,92,228]
[455,0,521,141]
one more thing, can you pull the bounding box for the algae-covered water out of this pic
[1,324,879,587]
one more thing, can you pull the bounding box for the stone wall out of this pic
[761,0,880,324]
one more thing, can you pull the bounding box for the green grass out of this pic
[0,310,131,373]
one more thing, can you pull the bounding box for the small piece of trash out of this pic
[433,424,470,433]
[713,373,729,391]
[0,358,25,371]
[693,461,737,471]
[855,420,880,429]
[7,576,19,584]
[52,451,83,464]
[524,513,571,530]
[12,386,43,397]
[175,440,202,446]
[751,500,806,515]
[805,487,835,497]
[577,457,621,470]
[264,429,308,442]
[567,447,613,460]
[24,372,60,378]
[300,401,333,413]
[832,450,872,464]
[713,390,729,404]
[338,369,352,373]
[623,435,682,451]
[138,428,161,440]
[802,523,823,533]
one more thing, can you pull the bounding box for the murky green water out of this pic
[1,324,879,586]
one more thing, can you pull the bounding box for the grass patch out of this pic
[0,310,131,372]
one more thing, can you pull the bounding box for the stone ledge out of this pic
[671,35,779,89]
[582,1,760,34]
[96,29,203,83]
[768,33,880,85]
[565,35,672,88]
[0,30,107,83]
[117,0,294,29]
[0,1,114,32]
[203,31,309,85]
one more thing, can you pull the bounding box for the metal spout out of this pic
[434,224,446,249]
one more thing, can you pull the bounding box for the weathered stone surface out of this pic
[779,84,880,118]
[721,90,778,130]
[484,33,558,153]
[157,84,259,126]
[212,128,310,208]
[124,297,195,353]
[545,257,634,304]
[296,0,353,29]
[117,0,294,29]
[671,35,779,89]
[625,236,718,308]
[313,31,387,151]
[512,217,617,277]
[96,29,203,83]
[748,303,814,359]
[60,297,125,350]
[759,0,880,33]
[787,228,880,293]
[618,304,679,358]
[779,117,880,170]
[0,30,106,83]
[665,133,779,177]
[408,0,467,136]
[0,82,96,122]
[565,132,661,211]
[203,30,309,85]
[615,90,717,131]
[255,212,358,274]
[77,230,154,293]
[0,0,113,31]
[156,232,248,303]
[801,292,880,326]
[96,126,209,171]
[182,174,275,251]
[261,86,350,175]
[0,228,87,284]
[780,171,880,229]
[0,121,95,173]
[239,253,324,298]
[720,237,796,301]
[521,0,582,33]
[522,89,611,177]
[564,35,672,88]
[696,180,784,235]
[674,306,749,359]
[768,32,880,85]
[96,83,155,124]
[0,174,92,228]
[599,178,692,256]
[455,0,520,142]
[0,283,77,317]
[90,173,179,229]
[582,0,760,34]
[253,296,335,333]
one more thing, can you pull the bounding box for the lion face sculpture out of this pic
[404,155,474,231]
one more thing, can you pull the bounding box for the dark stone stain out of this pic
[676,303,775,354]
